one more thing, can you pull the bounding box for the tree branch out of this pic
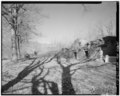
[68,58,92,68]
[70,62,113,75]
[2,4,11,14]
[2,15,13,26]
[42,69,50,79]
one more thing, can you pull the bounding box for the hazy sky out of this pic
[2,2,117,56]
[27,2,116,47]
[24,2,116,47]
[28,2,116,46]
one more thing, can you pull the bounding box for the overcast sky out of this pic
[2,2,117,56]
[28,2,116,46]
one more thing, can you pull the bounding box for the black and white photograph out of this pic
[1,1,119,95]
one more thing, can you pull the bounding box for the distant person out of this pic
[84,49,89,58]
[25,53,30,59]
[34,51,37,56]
[73,51,77,59]
[84,43,89,58]
[100,48,105,62]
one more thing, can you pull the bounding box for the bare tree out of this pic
[1,4,37,60]
[95,21,115,40]
[2,4,27,60]
[105,21,114,36]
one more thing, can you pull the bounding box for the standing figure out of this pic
[100,48,104,62]
[85,50,89,58]
[84,43,90,58]
[73,51,77,59]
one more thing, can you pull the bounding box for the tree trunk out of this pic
[17,35,21,59]
[11,5,21,61]
[11,29,17,61]
[61,67,75,95]
[11,29,21,61]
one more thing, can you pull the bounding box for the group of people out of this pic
[59,44,90,62]
[25,51,38,59]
